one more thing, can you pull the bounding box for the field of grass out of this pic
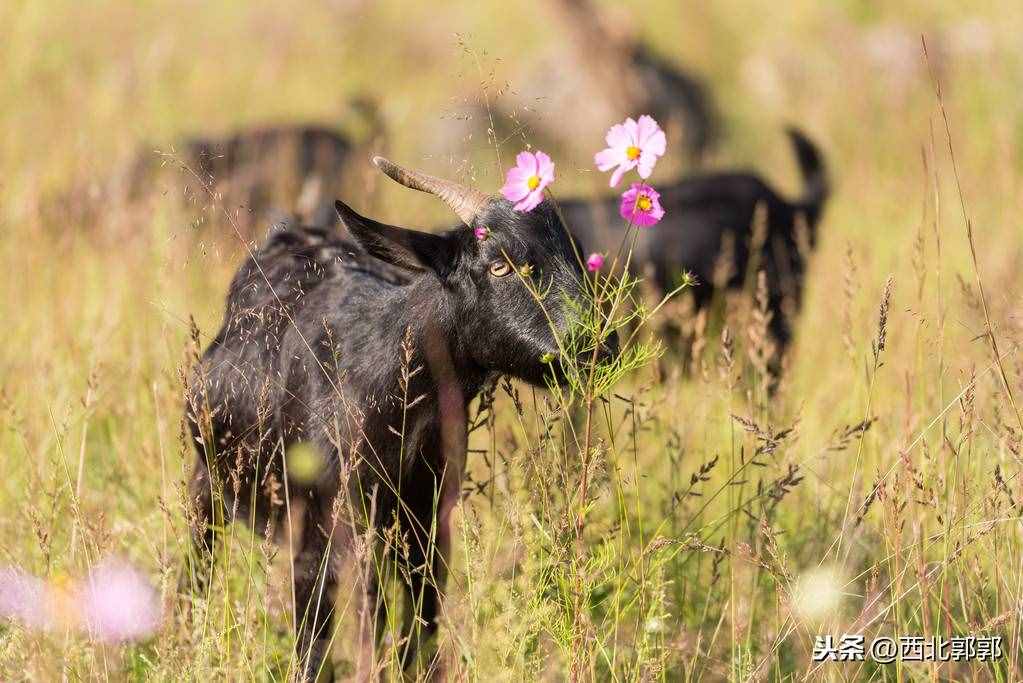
[2,0,1023,680]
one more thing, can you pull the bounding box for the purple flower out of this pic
[586,253,605,272]
[474,225,489,241]
[595,115,667,187]
[501,150,555,212]
[619,183,665,227]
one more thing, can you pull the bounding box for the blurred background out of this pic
[5,0,1019,227]
[2,0,1022,679]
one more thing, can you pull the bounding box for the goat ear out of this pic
[335,200,456,276]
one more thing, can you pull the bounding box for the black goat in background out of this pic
[50,98,384,239]
[562,128,830,360]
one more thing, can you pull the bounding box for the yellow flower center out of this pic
[626,145,641,160]
[636,194,652,212]
[527,175,541,190]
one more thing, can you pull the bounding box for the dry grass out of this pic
[2,0,1023,680]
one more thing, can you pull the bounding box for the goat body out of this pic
[183,158,606,680]
[186,225,474,676]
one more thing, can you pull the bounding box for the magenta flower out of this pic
[586,253,605,272]
[594,115,667,187]
[501,150,555,212]
[474,226,489,241]
[620,183,665,227]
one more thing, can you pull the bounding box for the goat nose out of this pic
[600,331,620,363]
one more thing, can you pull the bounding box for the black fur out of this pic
[562,128,829,356]
[182,194,610,679]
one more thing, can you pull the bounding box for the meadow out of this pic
[2,0,1023,680]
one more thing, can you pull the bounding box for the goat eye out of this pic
[489,261,513,277]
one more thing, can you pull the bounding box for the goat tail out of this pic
[785,126,830,214]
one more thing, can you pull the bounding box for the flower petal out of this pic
[633,211,657,227]
[501,165,531,194]
[622,117,639,145]
[502,182,529,202]
[635,115,661,146]
[513,189,543,212]
[515,150,538,176]
[637,150,658,179]
[501,170,531,202]
[609,160,635,188]
[644,127,667,157]
[595,147,624,172]
[618,188,638,222]
[504,166,530,184]
[604,122,631,149]
[534,151,555,183]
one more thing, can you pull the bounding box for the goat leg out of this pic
[293,508,338,682]
[397,432,465,679]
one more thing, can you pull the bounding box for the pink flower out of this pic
[501,150,555,212]
[594,115,667,187]
[619,183,665,227]
[81,559,161,643]
[0,566,48,629]
[474,226,489,241]
[0,559,160,643]
[586,253,605,272]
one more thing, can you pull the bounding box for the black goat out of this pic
[458,0,717,166]
[49,99,384,238]
[562,128,829,359]
[547,0,718,162]
[182,157,611,679]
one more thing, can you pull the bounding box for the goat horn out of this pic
[372,156,488,225]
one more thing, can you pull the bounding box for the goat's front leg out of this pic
[397,432,466,679]
[293,507,338,682]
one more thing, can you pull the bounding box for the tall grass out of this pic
[2,1,1023,680]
